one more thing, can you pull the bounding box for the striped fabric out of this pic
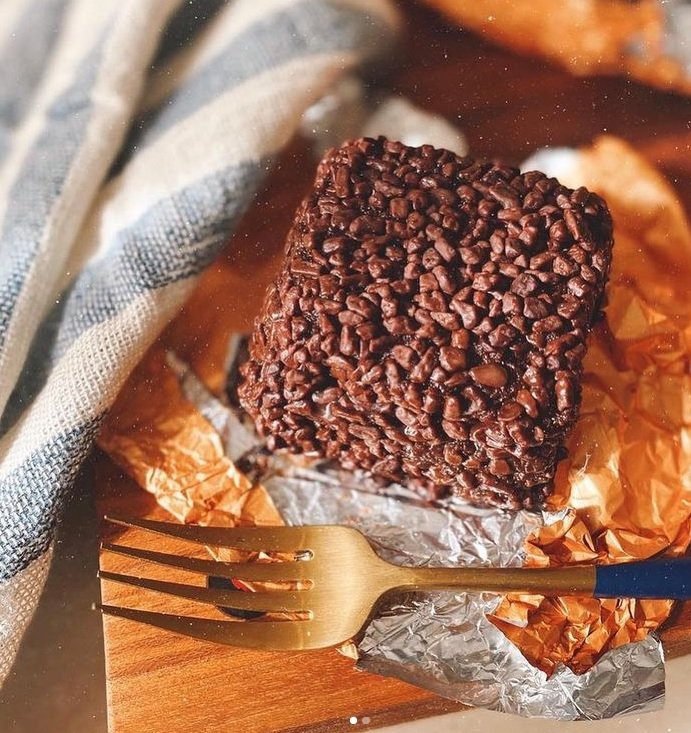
[0,0,399,684]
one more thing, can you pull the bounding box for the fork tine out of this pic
[101,543,306,582]
[104,516,305,552]
[97,605,320,650]
[99,571,308,613]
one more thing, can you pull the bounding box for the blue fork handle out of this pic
[594,556,691,600]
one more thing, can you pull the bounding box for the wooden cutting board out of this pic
[97,4,691,732]
[96,457,691,733]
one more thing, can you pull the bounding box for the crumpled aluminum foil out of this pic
[170,343,666,721]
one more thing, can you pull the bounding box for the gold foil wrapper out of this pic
[98,135,690,676]
[97,345,282,532]
[421,0,691,96]
[490,136,691,673]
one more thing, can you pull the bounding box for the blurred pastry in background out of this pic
[422,0,691,95]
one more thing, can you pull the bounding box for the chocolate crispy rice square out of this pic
[238,137,613,510]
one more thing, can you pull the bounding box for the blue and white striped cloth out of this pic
[0,0,399,684]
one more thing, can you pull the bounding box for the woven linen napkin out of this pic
[0,0,399,685]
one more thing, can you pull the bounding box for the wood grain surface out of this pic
[97,4,691,732]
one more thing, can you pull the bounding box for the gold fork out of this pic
[98,516,691,651]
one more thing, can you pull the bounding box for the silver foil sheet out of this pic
[169,347,666,720]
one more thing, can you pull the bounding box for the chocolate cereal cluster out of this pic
[239,137,613,509]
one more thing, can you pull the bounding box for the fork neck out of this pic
[385,563,596,597]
